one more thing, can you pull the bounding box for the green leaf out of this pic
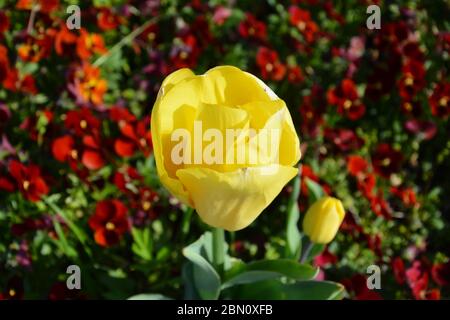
[222,259,318,290]
[246,259,319,280]
[286,175,301,259]
[305,178,325,201]
[221,271,281,290]
[44,197,92,257]
[131,227,152,261]
[234,279,345,300]
[52,218,77,258]
[284,281,346,300]
[182,234,221,300]
[127,293,173,300]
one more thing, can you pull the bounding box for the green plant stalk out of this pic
[300,239,314,264]
[212,227,225,273]
[93,17,158,67]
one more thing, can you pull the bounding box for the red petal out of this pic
[82,150,104,170]
[52,135,74,162]
[114,138,136,157]
[0,176,15,192]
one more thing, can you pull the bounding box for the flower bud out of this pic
[302,197,345,244]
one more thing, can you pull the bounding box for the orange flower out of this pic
[72,63,107,106]
[17,33,53,62]
[16,0,59,14]
[76,29,107,60]
[54,25,77,56]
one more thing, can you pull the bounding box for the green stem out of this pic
[300,239,314,264]
[212,228,225,273]
[93,18,158,67]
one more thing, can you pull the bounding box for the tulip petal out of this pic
[202,66,273,105]
[176,165,298,231]
[303,197,345,244]
[151,69,198,205]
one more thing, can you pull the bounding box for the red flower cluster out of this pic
[0,160,49,202]
[88,199,130,247]
[327,79,365,120]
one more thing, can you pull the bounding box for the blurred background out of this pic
[0,0,449,299]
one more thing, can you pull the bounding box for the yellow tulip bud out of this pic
[151,66,301,231]
[302,197,345,244]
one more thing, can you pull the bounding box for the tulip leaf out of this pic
[246,259,319,280]
[286,176,301,259]
[222,259,318,290]
[284,281,346,300]
[182,235,221,300]
[221,271,282,290]
[305,178,325,201]
[232,279,346,300]
[127,293,173,300]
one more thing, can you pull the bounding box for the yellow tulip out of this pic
[151,66,301,231]
[302,197,345,244]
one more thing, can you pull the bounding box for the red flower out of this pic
[113,114,152,158]
[300,165,320,196]
[88,200,130,247]
[358,173,377,199]
[370,193,392,218]
[286,65,304,84]
[299,90,325,137]
[0,175,15,192]
[2,68,38,94]
[0,44,9,82]
[113,166,142,194]
[400,100,422,116]
[138,23,159,44]
[52,135,78,163]
[170,34,200,70]
[289,6,318,43]
[314,247,338,267]
[54,24,77,56]
[432,261,450,287]
[81,134,105,170]
[324,128,364,153]
[341,274,382,300]
[404,119,437,141]
[97,7,123,31]
[212,6,231,26]
[429,82,449,118]
[347,155,368,177]
[65,108,100,136]
[76,29,107,60]
[16,0,59,14]
[19,109,53,141]
[398,59,426,100]
[406,260,439,300]
[256,47,286,81]
[52,133,105,171]
[392,257,406,285]
[0,11,10,34]
[69,63,107,106]
[238,13,267,42]
[371,143,403,178]
[132,187,161,225]
[9,160,49,202]
[0,276,24,300]
[391,187,418,208]
[327,79,365,120]
[366,233,382,257]
[17,32,53,62]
